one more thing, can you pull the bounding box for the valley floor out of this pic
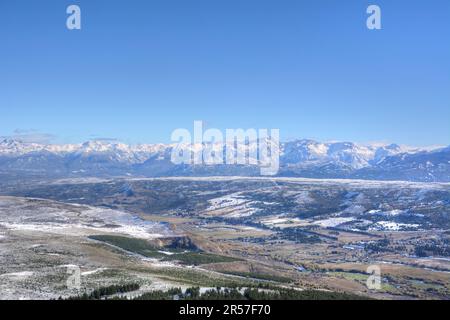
[0,177,449,300]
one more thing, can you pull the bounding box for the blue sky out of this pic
[1,0,449,146]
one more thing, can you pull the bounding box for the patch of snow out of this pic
[240,226,259,231]
[206,193,247,210]
[367,209,404,216]
[205,193,261,218]
[0,197,171,240]
[81,268,107,276]
[370,221,419,231]
[158,250,175,256]
[344,205,366,214]
[385,209,403,216]
[313,217,355,228]
[261,216,306,226]
[1,222,164,240]
[0,271,34,280]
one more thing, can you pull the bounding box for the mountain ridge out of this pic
[1,138,449,182]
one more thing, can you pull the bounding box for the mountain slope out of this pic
[354,148,450,182]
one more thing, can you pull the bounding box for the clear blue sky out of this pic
[1,0,449,146]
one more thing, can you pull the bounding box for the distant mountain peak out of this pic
[0,138,449,182]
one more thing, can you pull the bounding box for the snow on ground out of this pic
[261,216,307,227]
[0,271,34,280]
[206,193,247,210]
[128,176,450,190]
[367,209,405,217]
[0,196,170,240]
[370,221,420,231]
[383,209,403,216]
[312,217,355,228]
[224,206,259,218]
[205,193,261,218]
[0,222,165,240]
[50,177,113,185]
[240,226,260,231]
[343,205,366,214]
[81,268,108,276]
[158,250,176,256]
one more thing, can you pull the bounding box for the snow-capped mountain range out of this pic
[0,139,167,161]
[0,138,449,182]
